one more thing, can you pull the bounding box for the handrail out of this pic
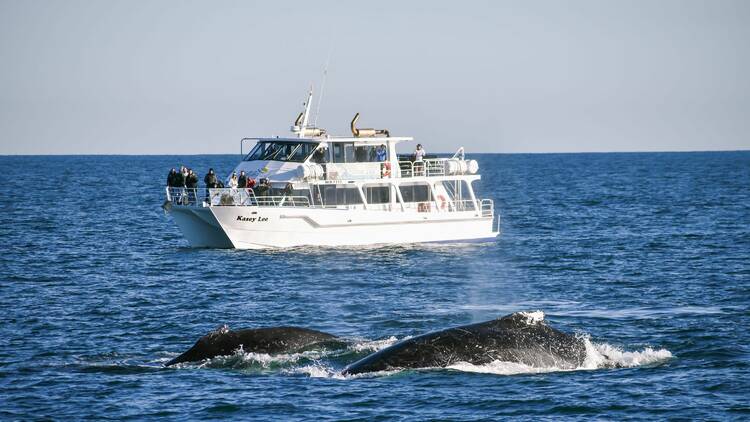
[398,158,447,178]
[480,199,494,218]
[165,187,311,208]
[165,186,494,217]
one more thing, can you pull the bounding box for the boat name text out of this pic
[237,216,269,223]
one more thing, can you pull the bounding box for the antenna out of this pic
[314,48,332,127]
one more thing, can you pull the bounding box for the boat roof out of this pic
[253,136,414,144]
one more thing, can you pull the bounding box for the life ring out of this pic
[437,194,448,210]
[381,162,391,178]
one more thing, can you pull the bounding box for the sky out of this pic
[1,0,748,155]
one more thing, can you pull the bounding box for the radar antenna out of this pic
[314,49,332,127]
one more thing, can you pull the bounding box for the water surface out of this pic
[1,152,749,419]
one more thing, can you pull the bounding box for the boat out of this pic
[163,90,500,249]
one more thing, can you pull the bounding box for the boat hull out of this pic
[169,205,498,249]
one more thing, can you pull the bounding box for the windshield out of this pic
[244,141,319,162]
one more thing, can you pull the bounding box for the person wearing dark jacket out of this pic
[204,168,218,202]
[166,168,177,187]
[238,170,247,188]
[173,169,185,187]
[185,169,199,204]
[204,168,218,188]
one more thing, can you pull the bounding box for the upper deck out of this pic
[228,89,481,185]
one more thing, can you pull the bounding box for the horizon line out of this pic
[1,148,749,157]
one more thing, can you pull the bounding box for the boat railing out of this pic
[480,199,494,218]
[398,159,446,178]
[165,187,494,217]
[165,187,311,208]
[399,198,485,213]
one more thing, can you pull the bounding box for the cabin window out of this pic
[354,145,379,162]
[244,141,319,163]
[332,143,357,163]
[316,185,363,206]
[399,183,431,203]
[440,180,475,210]
[364,185,390,204]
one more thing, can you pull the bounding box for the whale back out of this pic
[343,312,586,374]
[166,326,337,366]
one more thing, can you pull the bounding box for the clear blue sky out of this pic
[1,0,748,154]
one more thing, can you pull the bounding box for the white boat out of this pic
[163,90,500,249]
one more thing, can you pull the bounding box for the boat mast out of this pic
[299,87,313,138]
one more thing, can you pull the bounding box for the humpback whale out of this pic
[166,325,338,366]
[343,312,586,375]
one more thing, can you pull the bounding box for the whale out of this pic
[342,312,586,375]
[166,325,339,366]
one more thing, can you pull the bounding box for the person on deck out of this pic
[204,168,218,202]
[312,146,327,164]
[414,144,426,175]
[376,144,387,162]
[237,170,248,188]
[185,169,199,204]
[229,172,238,189]
[414,144,426,162]
[166,168,177,187]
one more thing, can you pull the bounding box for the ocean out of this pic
[1,152,748,420]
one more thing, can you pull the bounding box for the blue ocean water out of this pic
[1,152,749,420]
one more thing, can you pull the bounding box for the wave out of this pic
[446,338,672,376]
[164,325,672,378]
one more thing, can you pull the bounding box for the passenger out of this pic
[414,143,426,176]
[312,146,327,164]
[204,168,218,188]
[229,172,238,189]
[376,144,387,162]
[185,169,199,204]
[256,178,270,196]
[237,170,248,188]
[283,182,294,196]
[166,168,177,187]
[173,167,185,187]
[180,166,188,181]
[204,168,218,202]
[312,145,328,180]
[414,143,426,162]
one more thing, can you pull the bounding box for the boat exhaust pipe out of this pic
[351,113,389,138]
